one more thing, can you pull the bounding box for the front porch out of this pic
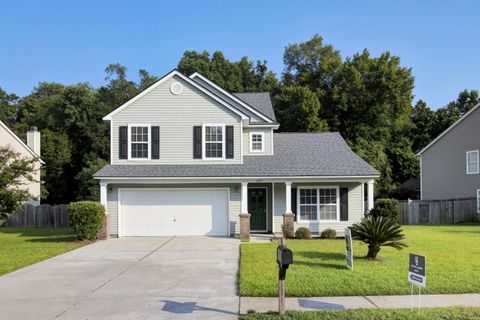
[238,180,375,239]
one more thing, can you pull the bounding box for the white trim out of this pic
[100,182,107,209]
[361,182,364,215]
[466,150,479,175]
[109,121,113,164]
[248,186,268,232]
[419,156,423,200]
[271,128,274,155]
[127,124,151,160]
[117,187,230,237]
[272,182,275,233]
[240,123,244,164]
[296,186,340,223]
[103,70,249,121]
[477,189,480,214]
[249,131,265,153]
[95,175,380,182]
[245,123,280,129]
[417,102,480,155]
[202,123,226,160]
[190,72,275,123]
[0,120,44,163]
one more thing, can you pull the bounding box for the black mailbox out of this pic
[277,245,293,272]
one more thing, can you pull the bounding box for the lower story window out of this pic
[299,187,338,221]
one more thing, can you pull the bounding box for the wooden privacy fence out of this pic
[398,197,479,225]
[4,204,69,228]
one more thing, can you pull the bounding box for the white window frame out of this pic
[297,186,340,223]
[466,150,479,174]
[249,131,264,153]
[477,189,480,214]
[202,123,225,160]
[127,124,151,160]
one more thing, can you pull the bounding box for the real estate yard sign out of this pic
[408,254,426,287]
[345,227,353,270]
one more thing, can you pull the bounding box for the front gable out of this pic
[107,71,245,164]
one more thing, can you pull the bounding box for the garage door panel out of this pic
[120,189,228,236]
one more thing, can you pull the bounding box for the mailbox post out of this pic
[277,237,293,317]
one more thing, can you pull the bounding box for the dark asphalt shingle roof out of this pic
[94,133,379,178]
[233,92,276,122]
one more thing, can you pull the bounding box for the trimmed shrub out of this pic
[370,198,400,220]
[281,221,294,239]
[320,228,337,239]
[295,227,312,239]
[68,201,105,240]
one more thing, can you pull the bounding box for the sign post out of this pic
[408,253,426,310]
[344,227,353,270]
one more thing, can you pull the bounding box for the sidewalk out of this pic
[240,294,480,314]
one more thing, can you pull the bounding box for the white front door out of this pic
[119,189,229,236]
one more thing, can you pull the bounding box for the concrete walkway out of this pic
[240,293,480,313]
[0,236,240,320]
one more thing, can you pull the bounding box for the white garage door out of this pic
[119,189,229,237]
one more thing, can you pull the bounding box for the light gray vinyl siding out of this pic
[273,182,363,236]
[243,127,273,156]
[192,77,266,123]
[421,106,480,200]
[106,183,241,237]
[110,75,242,164]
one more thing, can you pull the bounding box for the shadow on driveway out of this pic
[161,300,238,315]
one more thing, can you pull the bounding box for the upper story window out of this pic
[298,187,339,222]
[203,124,224,159]
[250,132,264,152]
[466,150,479,174]
[129,125,149,159]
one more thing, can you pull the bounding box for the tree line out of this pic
[0,34,478,204]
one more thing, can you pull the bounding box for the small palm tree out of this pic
[350,216,407,260]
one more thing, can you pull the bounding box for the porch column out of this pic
[283,181,295,238]
[367,180,374,212]
[239,182,250,240]
[100,182,107,210]
[285,181,292,213]
[98,182,109,240]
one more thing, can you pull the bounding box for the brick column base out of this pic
[239,213,251,240]
[97,214,109,240]
[282,212,295,238]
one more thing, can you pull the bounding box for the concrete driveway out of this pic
[0,236,240,320]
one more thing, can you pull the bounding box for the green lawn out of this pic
[240,308,480,320]
[240,224,480,297]
[0,227,88,276]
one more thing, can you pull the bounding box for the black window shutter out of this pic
[226,126,234,159]
[193,126,202,159]
[340,187,349,221]
[151,126,160,159]
[119,126,128,159]
[291,188,297,221]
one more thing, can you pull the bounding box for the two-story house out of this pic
[94,70,379,238]
[418,102,480,213]
[0,121,43,205]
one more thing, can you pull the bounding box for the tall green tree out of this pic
[0,146,38,217]
[178,50,278,93]
[274,86,328,132]
[0,87,18,126]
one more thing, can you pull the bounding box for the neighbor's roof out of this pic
[0,120,44,164]
[233,92,277,122]
[417,102,480,155]
[94,132,379,178]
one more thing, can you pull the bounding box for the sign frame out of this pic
[344,227,353,270]
[408,253,426,288]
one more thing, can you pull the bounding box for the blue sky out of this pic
[1,0,478,108]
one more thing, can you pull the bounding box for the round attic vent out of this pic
[170,82,183,95]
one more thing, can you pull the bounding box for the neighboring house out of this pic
[418,102,480,213]
[94,70,379,238]
[0,121,43,205]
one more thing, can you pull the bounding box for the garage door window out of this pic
[130,125,149,159]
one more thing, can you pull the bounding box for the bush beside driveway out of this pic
[240,224,480,297]
[0,227,88,276]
